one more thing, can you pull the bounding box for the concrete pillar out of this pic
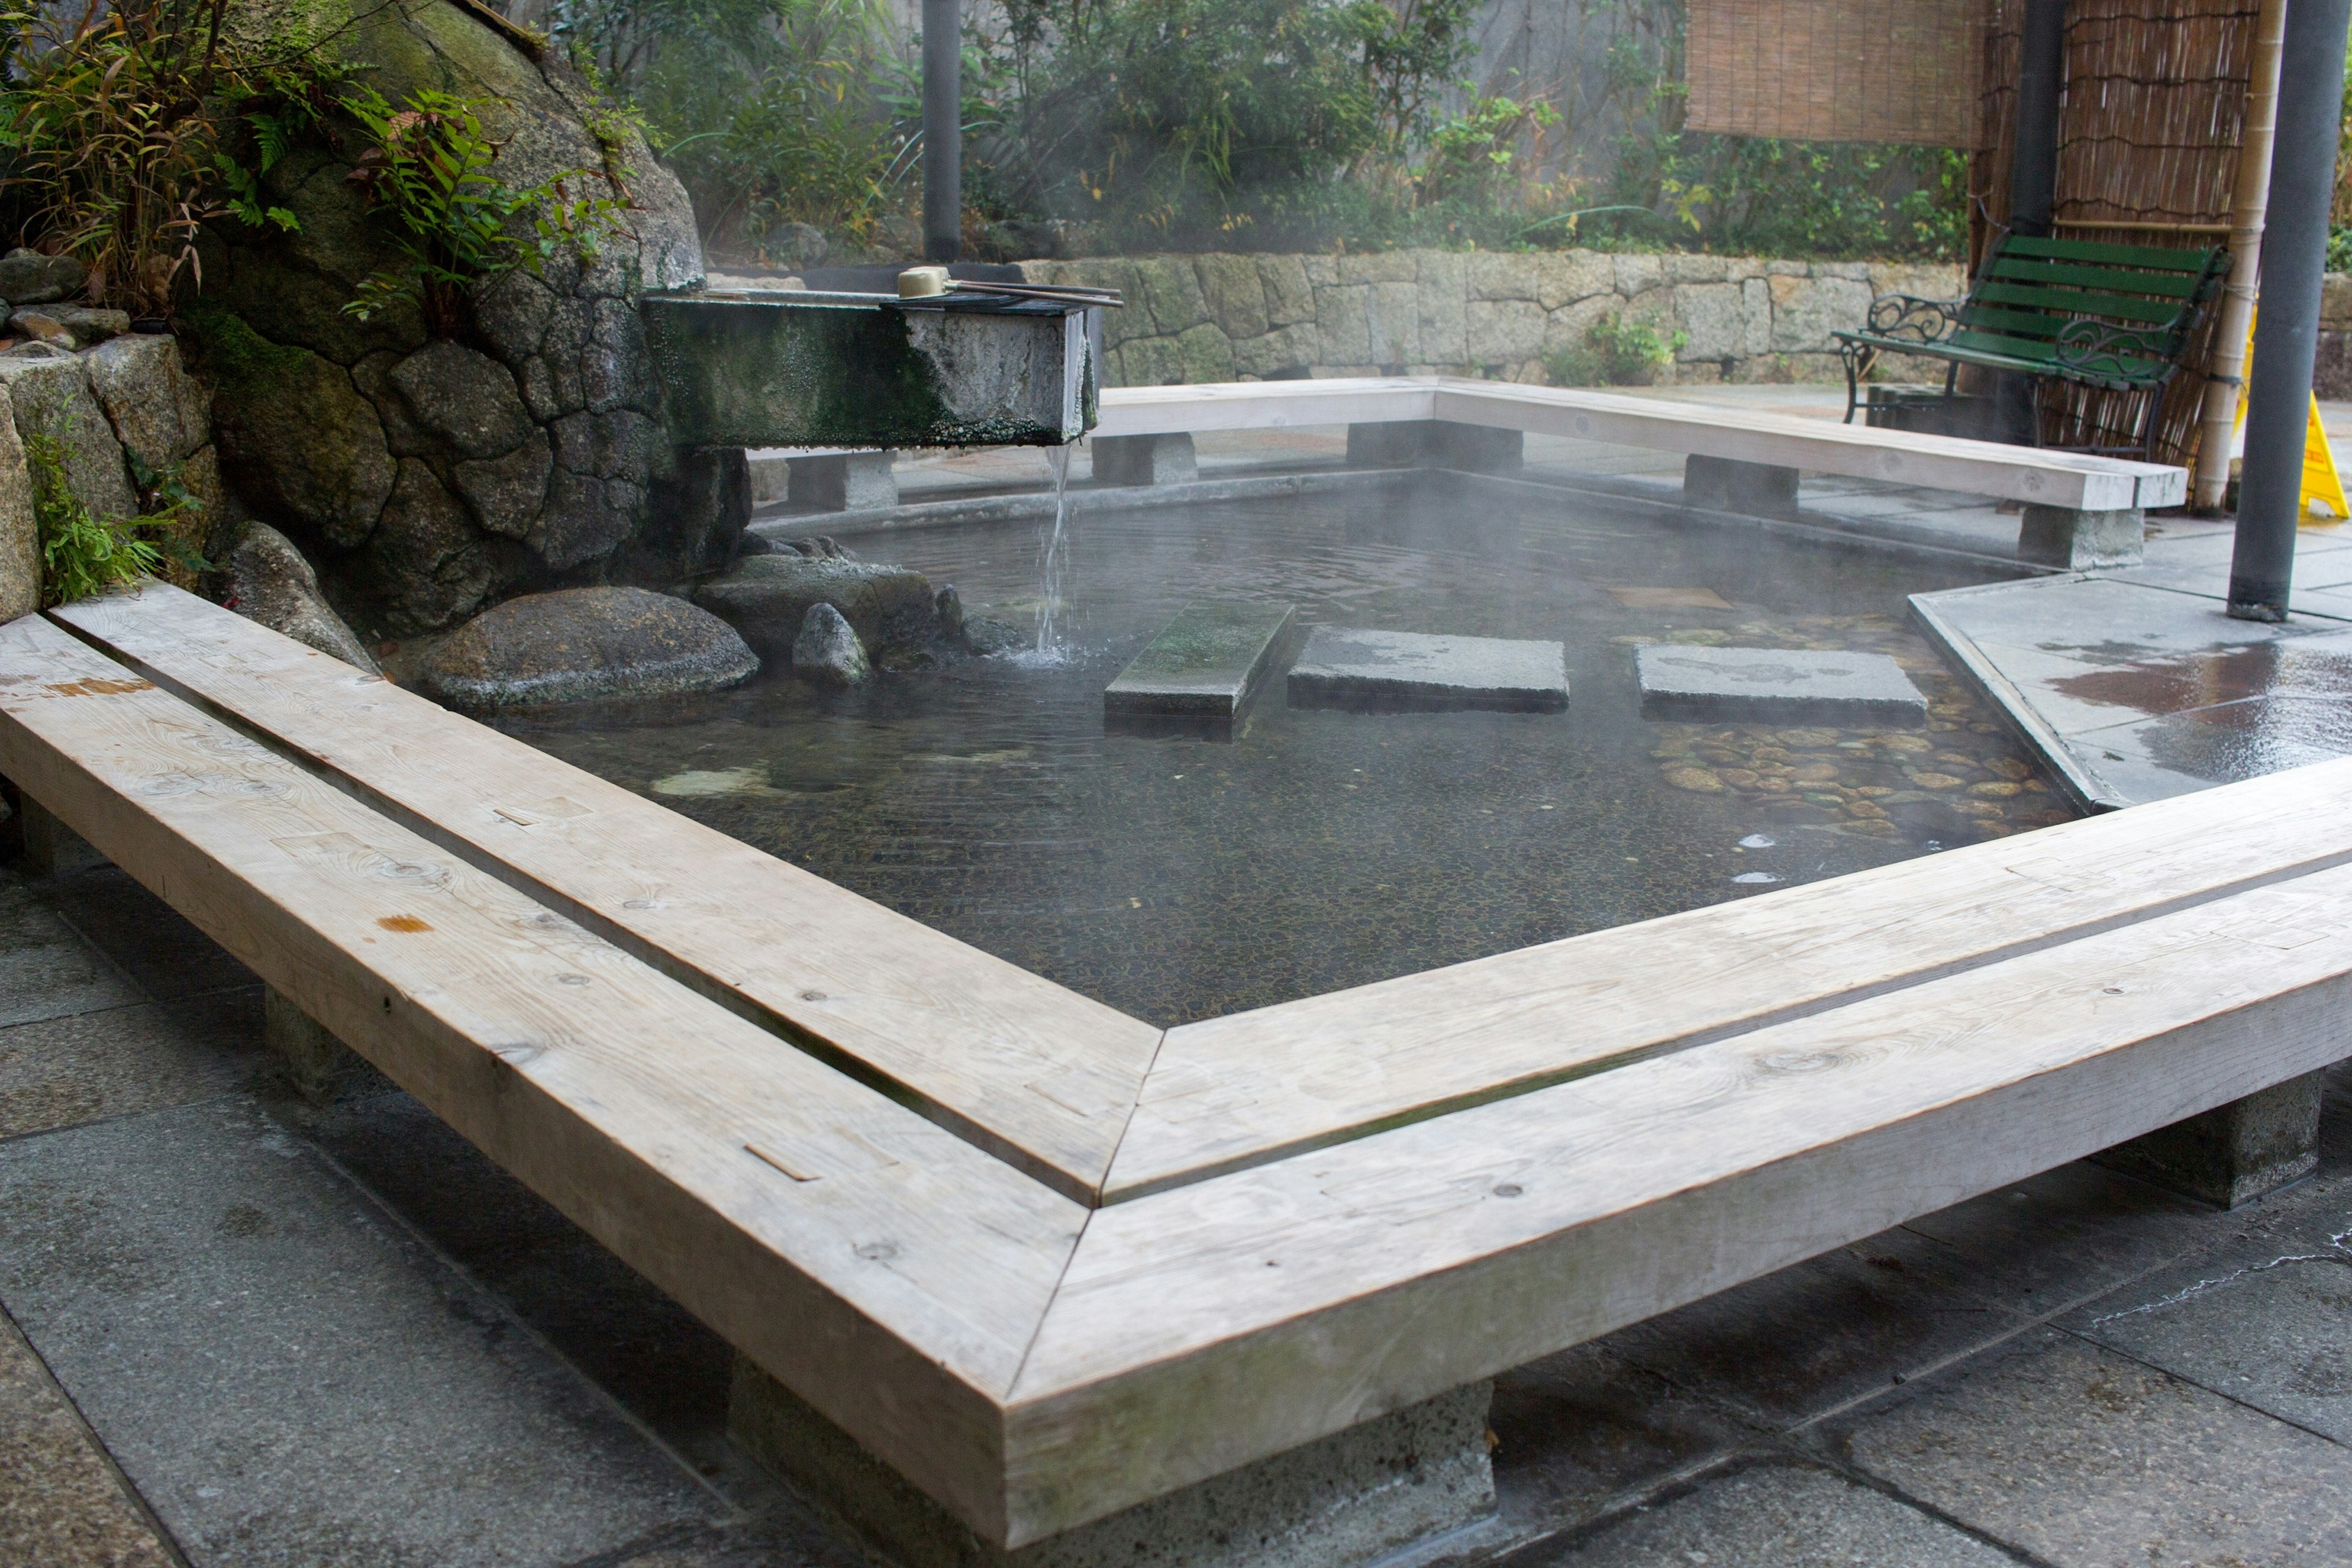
[1091,432,1197,487]
[728,1354,1496,1568]
[1346,421,1523,473]
[19,797,105,878]
[748,453,792,508]
[2018,505,2144,570]
[2095,1071,2326,1207]
[2226,0,2352,620]
[1683,454,1800,517]
[265,987,359,1104]
[791,452,898,512]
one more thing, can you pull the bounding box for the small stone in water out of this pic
[793,601,870,687]
[1738,833,1776,848]
[1732,871,1781,884]
[1664,766,1727,793]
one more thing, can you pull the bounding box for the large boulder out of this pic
[693,552,938,661]
[0,350,139,522]
[83,333,211,473]
[0,383,38,621]
[409,586,757,709]
[189,0,708,633]
[223,522,380,673]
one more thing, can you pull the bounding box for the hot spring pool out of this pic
[497,478,2071,1024]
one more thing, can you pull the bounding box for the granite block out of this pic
[1288,626,1568,713]
[1637,644,1927,727]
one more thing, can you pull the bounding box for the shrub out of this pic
[26,431,166,606]
[1544,311,1684,386]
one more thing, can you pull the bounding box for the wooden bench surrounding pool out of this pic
[6,582,2348,1565]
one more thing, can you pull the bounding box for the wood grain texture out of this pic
[1091,378,2186,509]
[51,584,1161,1203]
[1109,754,2352,1198]
[1007,861,2352,1540]
[0,614,1084,1540]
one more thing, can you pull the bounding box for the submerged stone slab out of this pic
[1287,625,1568,713]
[1104,600,1295,731]
[1637,644,1928,727]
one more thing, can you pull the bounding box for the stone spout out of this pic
[641,288,1098,450]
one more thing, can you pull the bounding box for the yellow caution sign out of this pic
[2229,307,2350,522]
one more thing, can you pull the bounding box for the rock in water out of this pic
[792,601,869,687]
[224,522,380,673]
[413,586,758,710]
[694,552,937,659]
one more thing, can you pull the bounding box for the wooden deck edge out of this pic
[1008,858,2352,1539]
[0,614,1070,1542]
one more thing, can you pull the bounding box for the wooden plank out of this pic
[1091,377,2189,511]
[1981,258,2206,301]
[0,613,1085,1540]
[1010,858,2352,1540]
[2002,233,2224,272]
[50,584,1163,1204]
[1103,755,2352,1198]
[1425,380,2180,510]
[1972,279,2188,325]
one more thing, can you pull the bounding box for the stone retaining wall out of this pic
[2318,274,2352,402]
[1015,251,1965,389]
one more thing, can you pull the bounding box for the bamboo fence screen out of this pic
[1969,0,2261,462]
[1685,0,1983,146]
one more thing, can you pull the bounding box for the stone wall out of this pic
[2317,274,2352,402]
[1016,251,1966,388]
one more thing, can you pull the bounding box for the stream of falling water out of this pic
[1028,447,1074,661]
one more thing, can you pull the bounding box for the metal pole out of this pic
[922,0,962,264]
[2008,0,2067,238]
[2227,0,2352,621]
[1996,0,2068,443]
[2193,0,2288,512]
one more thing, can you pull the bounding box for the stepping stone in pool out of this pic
[1287,627,1570,714]
[1636,644,1928,728]
[1105,601,1297,736]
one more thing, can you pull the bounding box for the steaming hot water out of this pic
[507,480,2069,1025]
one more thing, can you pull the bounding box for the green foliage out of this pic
[339,87,626,336]
[968,0,1415,246]
[1543,311,1684,386]
[26,432,162,606]
[0,0,351,315]
[1417,91,1562,209]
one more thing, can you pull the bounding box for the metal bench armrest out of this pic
[2054,317,2170,383]
[1864,293,1962,346]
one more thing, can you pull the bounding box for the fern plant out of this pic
[340,87,628,337]
[26,433,164,606]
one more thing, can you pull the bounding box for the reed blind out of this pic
[1685,0,1984,146]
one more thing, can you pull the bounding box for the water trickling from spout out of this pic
[1030,447,1074,660]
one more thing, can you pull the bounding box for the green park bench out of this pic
[1836,233,2231,459]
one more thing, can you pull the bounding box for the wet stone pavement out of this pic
[4,853,2352,1566]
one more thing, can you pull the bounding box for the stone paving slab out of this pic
[1838,1330,2352,1567]
[2067,1240,2352,1446]
[1532,1461,2016,1567]
[0,988,263,1141]
[1104,600,1296,728]
[1635,644,1927,727]
[0,877,141,1029]
[1287,625,1569,712]
[32,865,258,1003]
[0,1313,173,1568]
[0,1096,718,1568]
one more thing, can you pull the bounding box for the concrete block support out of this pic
[1684,454,1800,517]
[2018,505,2145,570]
[728,1355,1497,1568]
[19,797,105,878]
[264,986,360,1104]
[791,451,898,511]
[1346,420,1524,474]
[1092,432,1199,487]
[2095,1070,2327,1207]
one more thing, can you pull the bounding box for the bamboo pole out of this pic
[2195,0,2288,512]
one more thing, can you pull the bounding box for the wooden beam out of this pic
[0,613,1084,1540]
[1009,860,2352,1540]
[1088,379,2186,511]
[1106,755,2352,1198]
[50,585,1162,1204]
